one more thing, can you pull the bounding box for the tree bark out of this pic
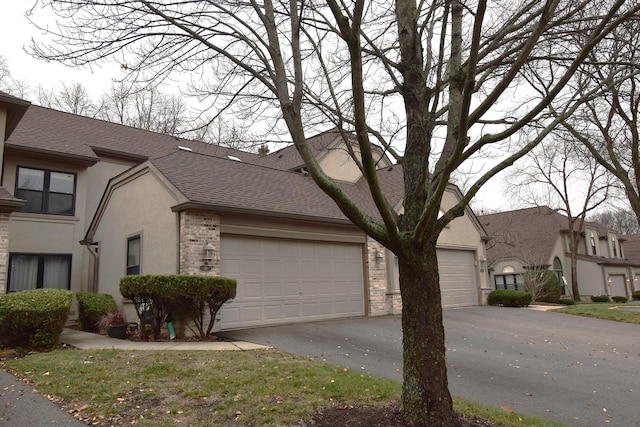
[569,236,581,301]
[399,241,455,426]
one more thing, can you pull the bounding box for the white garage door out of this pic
[219,235,365,329]
[609,275,627,297]
[438,249,479,307]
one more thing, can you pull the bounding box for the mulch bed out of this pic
[297,404,500,426]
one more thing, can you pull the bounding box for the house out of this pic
[479,206,640,300]
[1,94,490,329]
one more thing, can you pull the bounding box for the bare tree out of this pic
[0,56,30,98]
[560,17,640,233]
[26,1,639,424]
[506,135,612,300]
[591,209,640,234]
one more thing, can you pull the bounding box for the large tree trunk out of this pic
[398,242,455,426]
[569,237,581,301]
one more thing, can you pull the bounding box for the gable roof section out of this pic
[479,206,568,267]
[6,105,260,165]
[151,149,378,223]
[255,127,392,172]
[622,234,640,264]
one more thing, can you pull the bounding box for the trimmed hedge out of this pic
[0,289,73,350]
[76,292,117,333]
[591,295,611,303]
[632,291,640,301]
[120,275,236,339]
[558,298,576,305]
[488,290,532,307]
[611,295,629,303]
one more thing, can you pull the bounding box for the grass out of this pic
[1,348,564,426]
[555,301,640,324]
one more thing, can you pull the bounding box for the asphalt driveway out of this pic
[222,306,640,427]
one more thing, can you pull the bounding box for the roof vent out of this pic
[178,146,193,152]
[227,155,242,162]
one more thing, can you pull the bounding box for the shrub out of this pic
[632,290,640,301]
[0,289,73,351]
[591,295,611,303]
[76,292,117,333]
[523,269,562,303]
[120,275,237,339]
[488,290,533,307]
[558,298,576,305]
[611,295,629,303]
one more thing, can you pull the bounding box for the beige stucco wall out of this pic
[92,169,180,303]
[3,154,135,294]
[5,155,88,294]
[0,108,6,168]
[319,144,391,183]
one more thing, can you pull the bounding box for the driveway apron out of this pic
[223,306,640,427]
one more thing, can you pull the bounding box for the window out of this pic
[590,232,597,255]
[553,257,565,295]
[8,254,71,292]
[612,236,618,258]
[127,236,141,275]
[494,273,524,290]
[15,167,76,215]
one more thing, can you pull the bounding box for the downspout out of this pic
[80,239,99,293]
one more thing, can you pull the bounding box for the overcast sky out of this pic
[1,2,122,98]
[0,2,516,212]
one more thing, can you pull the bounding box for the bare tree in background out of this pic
[26,1,639,424]
[561,17,640,232]
[0,55,30,97]
[506,135,612,300]
[591,209,640,234]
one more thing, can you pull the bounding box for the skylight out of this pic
[227,155,242,162]
[178,146,193,152]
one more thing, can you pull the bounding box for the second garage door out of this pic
[438,249,479,307]
[219,235,365,329]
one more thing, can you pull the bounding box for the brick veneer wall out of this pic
[0,213,8,294]
[367,237,402,315]
[179,210,220,276]
[367,237,391,315]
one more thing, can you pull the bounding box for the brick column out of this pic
[179,210,221,276]
[367,237,391,315]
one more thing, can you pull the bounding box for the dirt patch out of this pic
[296,404,500,426]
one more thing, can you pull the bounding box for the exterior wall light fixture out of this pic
[374,249,384,266]
[203,240,216,262]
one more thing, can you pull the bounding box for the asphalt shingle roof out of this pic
[151,150,385,222]
[479,206,570,266]
[253,127,343,171]
[7,105,260,163]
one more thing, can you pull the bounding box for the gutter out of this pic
[79,238,100,293]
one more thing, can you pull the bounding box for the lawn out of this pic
[555,302,640,324]
[1,348,563,426]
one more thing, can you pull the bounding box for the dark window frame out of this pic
[126,235,141,275]
[7,253,72,293]
[15,166,77,216]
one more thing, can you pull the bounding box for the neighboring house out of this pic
[2,96,490,329]
[480,206,639,300]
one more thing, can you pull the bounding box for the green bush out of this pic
[76,292,117,333]
[611,295,629,303]
[558,298,576,305]
[632,290,640,301]
[591,295,611,303]
[0,289,73,350]
[488,290,533,307]
[120,275,236,339]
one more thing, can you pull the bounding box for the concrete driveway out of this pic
[222,306,640,427]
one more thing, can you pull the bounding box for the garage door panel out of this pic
[220,235,364,329]
[438,249,479,307]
